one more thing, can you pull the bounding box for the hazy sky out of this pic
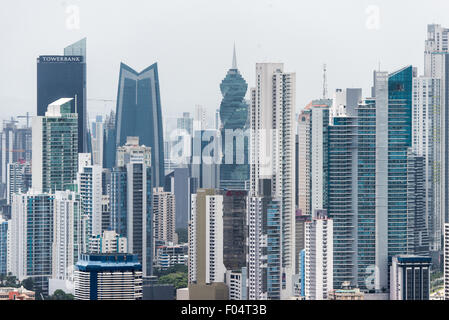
[1,0,449,127]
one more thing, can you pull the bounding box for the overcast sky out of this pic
[1,0,449,127]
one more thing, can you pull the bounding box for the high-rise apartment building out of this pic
[77,153,103,246]
[115,62,164,188]
[32,98,78,193]
[0,119,32,199]
[51,190,82,291]
[0,216,8,276]
[153,187,175,244]
[10,190,54,296]
[249,63,296,298]
[304,210,333,300]
[191,129,220,189]
[103,111,116,169]
[112,137,153,276]
[189,189,225,285]
[91,115,104,166]
[164,167,194,230]
[188,189,229,300]
[89,230,127,254]
[6,161,31,205]
[424,24,449,253]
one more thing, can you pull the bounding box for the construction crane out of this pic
[17,112,31,128]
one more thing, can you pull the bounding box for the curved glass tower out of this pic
[115,62,165,188]
[219,46,249,190]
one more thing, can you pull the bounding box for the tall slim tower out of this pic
[423,24,449,253]
[249,63,296,298]
[219,46,249,190]
[115,137,153,277]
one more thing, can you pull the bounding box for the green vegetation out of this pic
[48,289,74,300]
[154,264,188,289]
[0,274,20,288]
[154,264,188,277]
[158,272,188,289]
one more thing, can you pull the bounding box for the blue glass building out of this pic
[0,218,7,276]
[37,38,87,152]
[115,63,165,188]
[387,66,414,257]
[266,200,281,300]
[103,111,117,169]
[219,47,249,190]
[356,98,377,290]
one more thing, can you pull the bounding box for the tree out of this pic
[21,278,34,291]
[154,264,188,277]
[48,289,74,300]
[2,275,20,288]
[158,272,188,289]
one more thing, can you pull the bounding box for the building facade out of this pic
[74,253,143,300]
[115,62,164,188]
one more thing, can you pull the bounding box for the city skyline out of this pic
[1,0,449,125]
[1,1,449,303]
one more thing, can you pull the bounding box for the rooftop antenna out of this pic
[232,42,237,69]
[322,64,328,99]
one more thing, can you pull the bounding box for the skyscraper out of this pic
[153,187,175,244]
[423,24,449,255]
[115,62,164,188]
[37,38,87,153]
[0,119,32,198]
[0,216,7,276]
[103,111,117,170]
[91,115,104,166]
[305,210,333,300]
[6,161,31,205]
[77,153,103,247]
[188,189,229,300]
[32,98,78,194]
[191,129,220,189]
[113,137,153,276]
[164,167,194,230]
[412,76,441,255]
[249,63,296,298]
[10,190,54,296]
[219,46,250,190]
[51,190,82,289]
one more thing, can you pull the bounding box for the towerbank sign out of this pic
[39,55,83,63]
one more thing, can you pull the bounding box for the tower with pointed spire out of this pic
[219,45,249,190]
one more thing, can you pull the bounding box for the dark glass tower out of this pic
[37,38,87,153]
[219,46,249,190]
[115,62,165,188]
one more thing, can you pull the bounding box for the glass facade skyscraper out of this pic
[37,38,87,153]
[387,66,414,258]
[219,47,249,190]
[32,98,78,194]
[115,62,165,188]
[0,217,7,276]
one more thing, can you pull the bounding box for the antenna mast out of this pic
[322,63,328,99]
